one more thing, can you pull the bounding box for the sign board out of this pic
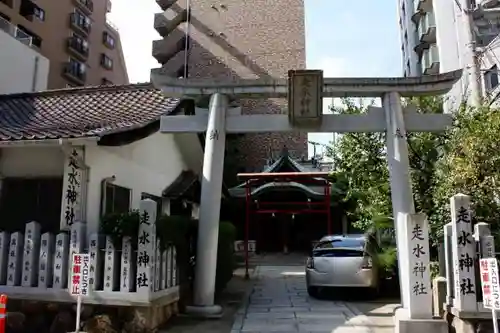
[234,240,256,254]
[70,253,90,296]
[480,258,500,309]
[287,70,323,126]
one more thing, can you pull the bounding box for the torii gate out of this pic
[151,69,462,319]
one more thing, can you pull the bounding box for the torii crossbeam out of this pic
[151,68,462,319]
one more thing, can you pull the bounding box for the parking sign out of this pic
[70,253,90,296]
[480,258,500,310]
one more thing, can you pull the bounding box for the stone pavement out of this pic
[231,265,394,333]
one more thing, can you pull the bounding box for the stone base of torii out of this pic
[151,68,461,332]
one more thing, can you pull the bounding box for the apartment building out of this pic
[151,0,308,173]
[398,0,500,109]
[0,0,128,89]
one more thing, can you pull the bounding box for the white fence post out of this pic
[444,223,454,306]
[172,247,177,286]
[0,232,10,285]
[88,233,102,291]
[450,193,477,312]
[404,213,432,319]
[161,247,167,289]
[22,221,41,287]
[167,246,172,288]
[104,237,118,291]
[154,239,161,291]
[137,199,157,299]
[7,232,23,286]
[120,236,134,292]
[38,232,54,288]
[53,232,69,289]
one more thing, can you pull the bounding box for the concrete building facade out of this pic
[398,0,500,109]
[0,17,49,93]
[0,0,128,89]
[152,0,308,174]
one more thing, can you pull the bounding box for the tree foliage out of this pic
[328,96,500,245]
[328,99,391,231]
[430,104,500,243]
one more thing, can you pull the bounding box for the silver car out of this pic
[305,234,379,297]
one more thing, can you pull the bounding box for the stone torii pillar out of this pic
[151,68,462,319]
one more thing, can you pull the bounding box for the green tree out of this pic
[329,98,391,231]
[329,97,446,237]
[430,104,500,244]
[330,96,500,247]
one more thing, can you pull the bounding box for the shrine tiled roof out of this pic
[162,170,199,199]
[0,84,181,141]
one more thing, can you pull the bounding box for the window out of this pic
[69,33,89,55]
[33,6,44,21]
[102,31,115,49]
[104,184,131,215]
[65,57,86,81]
[16,24,42,47]
[71,10,91,33]
[0,12,10,22]
[100,53,113,69]
[19,0,44,22]
[485,64,499,91]
[76,0,93,12]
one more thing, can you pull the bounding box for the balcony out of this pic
[479,0,500,9]
[415,0,432,12]
[418,11,436,43]
[421,43,439,75]
[69,13,91,36]
[73,0,93,15]
[154,9,188,37]
[66,36,89,60]
[152,28,189,64]
[156,0,177,11]
[62,62,86,85]
[153,50,189,78]
[0,16,33,47]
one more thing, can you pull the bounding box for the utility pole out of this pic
[458,0,483,106]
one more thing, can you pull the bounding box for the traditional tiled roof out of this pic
[0,84,181,141]
[162,170,199,199]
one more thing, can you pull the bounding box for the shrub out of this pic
[100,210,140,248]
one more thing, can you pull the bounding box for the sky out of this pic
[108,0,401,157]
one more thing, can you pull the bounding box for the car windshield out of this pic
[312,238,365,257]
[317,238,365,249]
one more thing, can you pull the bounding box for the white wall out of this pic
[0,29,49,94]
[0,147,64,177]
[399,0,421,76]
[85,132,188,234]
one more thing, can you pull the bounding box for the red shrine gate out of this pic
[238,171,332,277]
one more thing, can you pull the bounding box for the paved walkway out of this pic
[232,265,394,333]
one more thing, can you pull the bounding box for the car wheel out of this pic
[307,286,320,298]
